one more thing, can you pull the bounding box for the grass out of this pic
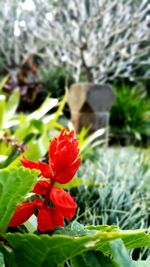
[71,147,150,259]
[75,147,150,227]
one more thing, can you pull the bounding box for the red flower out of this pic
[21,129,80,184]
[9,129,80,232]
[9,186,77,232]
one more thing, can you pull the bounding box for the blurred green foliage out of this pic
[110,85,150,145]
[0,85,67,169]
[39,66,75,98]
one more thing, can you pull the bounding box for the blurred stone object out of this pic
[67,83,115,136]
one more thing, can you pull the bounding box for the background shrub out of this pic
[109,85,150,145]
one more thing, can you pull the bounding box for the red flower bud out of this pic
[21,129,80,184]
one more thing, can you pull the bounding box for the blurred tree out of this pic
[0,0,149,84]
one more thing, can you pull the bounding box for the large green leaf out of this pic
[97,230,150,255]
[109,239,134,267]
[71,251,114,267]
[0,167,38,233]
[4,228,150,267]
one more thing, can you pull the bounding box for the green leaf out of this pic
[5,228,150,267]
[14,97,57,141]
[85,225,119,232]
[0,95,6,129]
[4,155,23,170]
[6,133,49,169]
[55,177,83,189]
[24,134,49,161]
[71,251,114,267]
[56,177,103,190]
[27,97,58,121]
[71,221,85,232]
[14,122,34,141]
[0,250,5,267]
[4,90,20,123]
[79,128,105,157]
[47,91,67,130]
[0,245,17,267]
[0,167,37,233]
[29,119,45,134]
[0,75,9,93]
[98,230,150,255]
[109,239,134,267]
[134,260,150,267]
[0,155,7,164]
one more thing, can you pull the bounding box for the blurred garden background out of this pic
[0,0,150,264]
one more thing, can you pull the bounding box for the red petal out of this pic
[38,162,53,178]
[52,208,64,227]
[50,187,77,219]
[37,207,55,232]
[52,144,79,171]
[21,156,39,170]
[58,128,69,140]
[9,202,36,227]
[55,159,80,184]
[49,129,79,164]
[49,138,58,162]
[37,206,64,232]
[33,180,50,194]
[21,156,52,178]
[34,197,43,208]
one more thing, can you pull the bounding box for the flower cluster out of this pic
[9,129,80,232]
